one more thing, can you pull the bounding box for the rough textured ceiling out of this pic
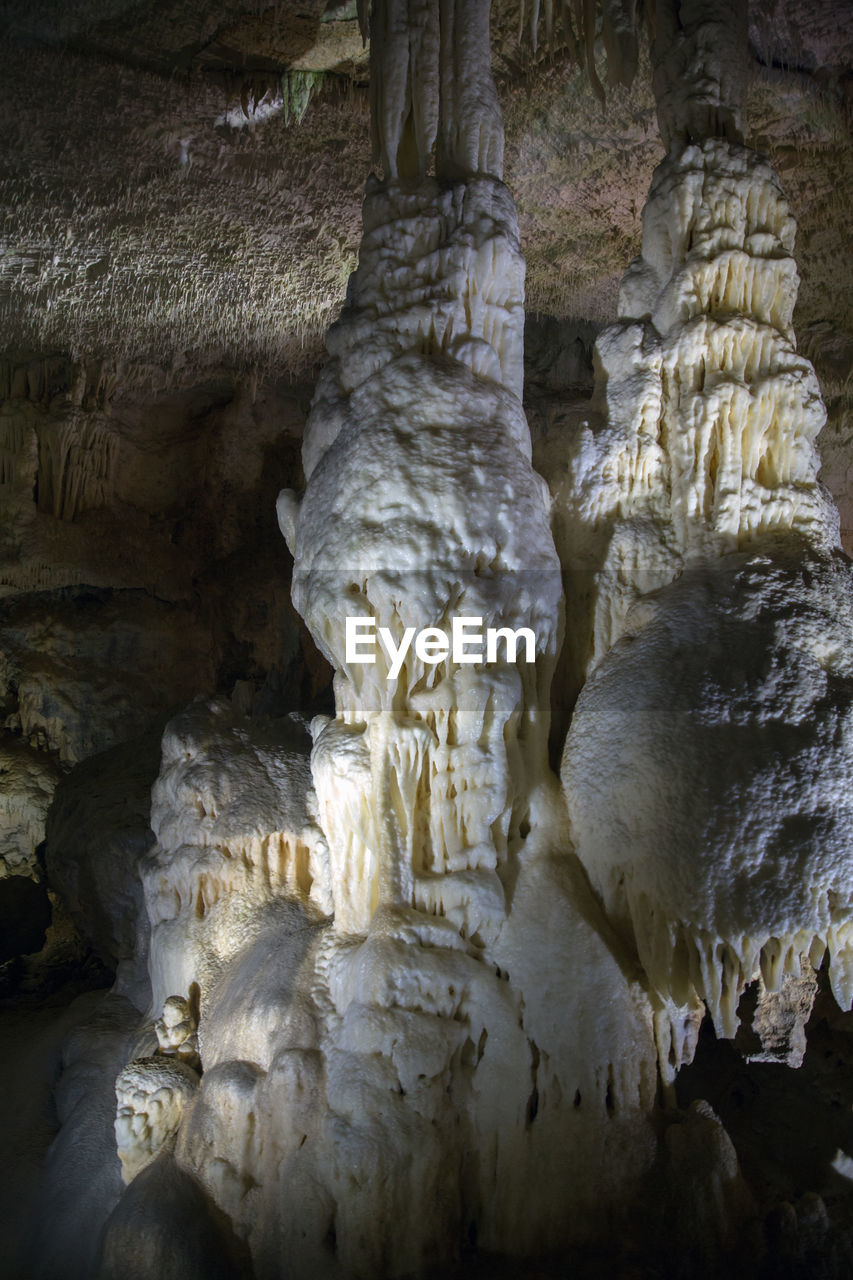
[0,0,852,386]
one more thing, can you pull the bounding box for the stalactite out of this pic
[648,0,749,149]
[363,0,503,180]
[523,0,642,100]
[35,410,117,521]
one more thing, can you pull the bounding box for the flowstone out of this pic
[141,698,320,1015]
[115,1055,199,1185]
[563,543,853,1068]
[156,0,660,1271]
[86,37,661,1262]
[558,11,853,1076]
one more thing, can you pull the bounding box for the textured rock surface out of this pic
[32,993,143,1280]
[0,3,850,375]
[0,369,324,980]
[552,136,837,687]
[0,737,61,880]
[553,17,853,1085]
[157,14,659,1272]
[46,731,162,1003]
[1,589,217,766]
[115,1056,200,1184]
[0,992,119,1278]
[98,1152,249,1280]
[1,2,853,1278]
[563,546,853,1038]
[144,699,319,1013]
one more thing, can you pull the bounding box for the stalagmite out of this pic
[559,2,853,1075]
[250,0,656,1267]
[36,5,665,1271]
[279,0,564,946]
[562,139,836,673]
[114,1057,200,1185]
[155,995,201,1070]
[142,699,321,1014]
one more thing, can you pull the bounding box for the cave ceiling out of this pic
[1,0,852,388]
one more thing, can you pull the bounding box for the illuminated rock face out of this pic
[562,138,837,673]
[35,5,853,1276]
[142,698,320,1014]
[283,199,562,935]
[151,145,659,1264]
[168,877,657,1276]
[115,1056,199,1184]
[132,690,656,1274]
[564,545,853,1063]
[560,111,853,1070]
[144,3,659,1273]
[6,5,853,1279]
[278,1,563,942]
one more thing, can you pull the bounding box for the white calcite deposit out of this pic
[169,870,657,1276]
[559,138,837,674]
[34,3,853,1277]
[145,1,660,1272]
[115,1055,199,1185]
[559,71,853,1071]
[278,0,564,944]
[142,698,320,1014]
[563,544,853,1063]
[155,994,201,1070]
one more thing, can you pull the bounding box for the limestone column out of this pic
[560,0,853,1077]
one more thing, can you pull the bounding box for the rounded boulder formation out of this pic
[562,541,853,1048]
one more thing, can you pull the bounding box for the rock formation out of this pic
[134,3,659,1273]
[560,0,853,1077]
[3,2,853,1279]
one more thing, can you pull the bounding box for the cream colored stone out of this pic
[114,1057,199,1185]
[155,996,201,1071]
[560,124,853,1073]
[0,738,61,879]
